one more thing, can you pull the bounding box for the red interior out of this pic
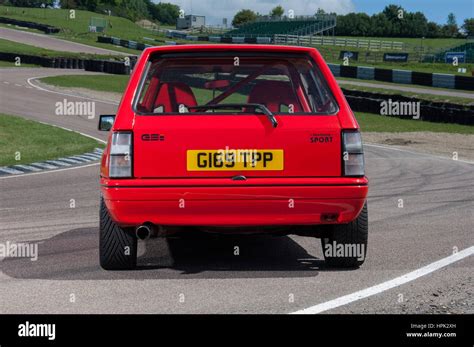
[247,81,302,113]
[154,82,197,112]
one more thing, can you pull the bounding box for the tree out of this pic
[59,0,98,11]
[149,2,180,25]
[9,0,54,6]
[447,13,457,26]
[426,21,442,38]
[232,9,257,27]
[270,5,284,18]
[118,0,149,21]
[370,13,392,37]
[443,12,459,37]
[461,18,474,36]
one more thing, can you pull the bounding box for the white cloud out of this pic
[157,0,355,25]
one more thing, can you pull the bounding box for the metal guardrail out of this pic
[255,14,336,22]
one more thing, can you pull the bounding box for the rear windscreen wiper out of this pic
[189,103,278,128]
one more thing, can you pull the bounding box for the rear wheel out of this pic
[99,198,137,270]
[321,203,368,268]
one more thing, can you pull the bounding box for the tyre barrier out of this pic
[98,35,272,50]
[329,63,474,91]
[0,52,134,75]
[99,36,154,51]
[0,16,60,34]
[374,68,392,82]
[340,65,357,79]
[97,36,113,44]
[343,89,474,125]
[84,59,135,75]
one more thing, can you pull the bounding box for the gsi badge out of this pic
[141,134,165,141]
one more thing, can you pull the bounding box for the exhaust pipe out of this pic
[135,224,157,240]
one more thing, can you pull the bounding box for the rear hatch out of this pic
[131,52,342,178]
[133,115,341,178]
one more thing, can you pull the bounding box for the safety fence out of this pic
[275,35,406,51]
[342,89,474,125]
[329,64,474,91]
[0,16,59,34]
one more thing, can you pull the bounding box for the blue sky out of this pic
[157,0,473,26]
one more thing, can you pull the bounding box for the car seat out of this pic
[154,82,197,113]
[247,81,302,113]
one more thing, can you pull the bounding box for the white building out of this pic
[176,15,206,30]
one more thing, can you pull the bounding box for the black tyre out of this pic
[321,202,368,268]
[99,198,137,270]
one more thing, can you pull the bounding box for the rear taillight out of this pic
[109,132,132,178]
[342,130,364,177]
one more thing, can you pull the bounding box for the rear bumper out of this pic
[101,177,368,227]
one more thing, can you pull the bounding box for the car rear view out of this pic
[98,45,368,270]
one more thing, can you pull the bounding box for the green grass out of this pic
[356,112,474,134]
[0,114,104,166]
[41,74,130,93]
[0,38,120,60]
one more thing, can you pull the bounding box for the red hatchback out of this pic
[98,44,368,270]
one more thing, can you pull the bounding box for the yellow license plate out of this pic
[187,149,284,171]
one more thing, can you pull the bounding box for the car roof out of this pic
[143,44,317,55]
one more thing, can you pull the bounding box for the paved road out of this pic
[0,27,127,55]
[0,68,473,313]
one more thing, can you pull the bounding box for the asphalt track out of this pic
[0,67,473,313]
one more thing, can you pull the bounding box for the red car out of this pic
[98,44,368,270]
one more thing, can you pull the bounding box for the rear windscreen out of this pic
[134,53,338,115]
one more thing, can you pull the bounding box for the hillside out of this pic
[0,5,162,53]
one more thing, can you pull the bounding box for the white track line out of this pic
[291,246,474,314]
[27,76,119,106]
[35,120,106,144]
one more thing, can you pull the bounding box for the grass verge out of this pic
[40,74,130,94]
[0,114,104,166]
[356,112,474,134]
